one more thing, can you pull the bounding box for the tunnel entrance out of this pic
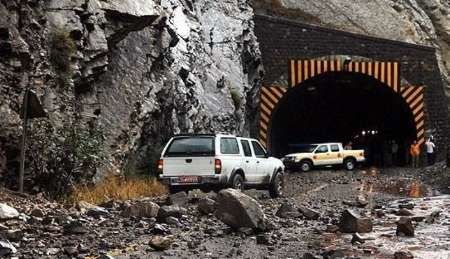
[269,72,417,166]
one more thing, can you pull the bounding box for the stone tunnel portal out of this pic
[268,72,417,166]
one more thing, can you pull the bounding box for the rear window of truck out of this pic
[164,137,214,157]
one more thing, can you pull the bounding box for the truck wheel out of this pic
[344,158,356,171]
[269,171,284,198]
[300,160,312,172]
[231,174,244,191]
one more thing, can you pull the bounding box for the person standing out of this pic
[344,141,353,150]
[425,138,436,166]
[391,140,399,166]
[409,140,420,168]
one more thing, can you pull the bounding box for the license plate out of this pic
[177,176,199,184]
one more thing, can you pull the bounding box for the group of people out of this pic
[409,137,436,168]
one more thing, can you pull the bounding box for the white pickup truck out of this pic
[158,134,285,197]
[282,143,365,172]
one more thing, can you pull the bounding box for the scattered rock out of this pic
[46,247,60,255]
[396,217,414,237]
[197,198,216,215]
[0,204,19,219]
[325,224,340,233]
[122,201,160,218]
[275,202,301,218]
[149,235,173,251]
[168,191,188,206]
[0,240,17,256]
[158,205,187,219]
[298,205,320,220]
[397,208,414,216]
[5,229,23,242]
[256,233,271,245]
[399,203,414,210]
[87,206,109,218]
[187,189,211,202]
[394,250,414,259]
[351,233,365,244]
[339,209,373,233]
[356,196,369,207]
[165,216,180,225]
[30,207,45,217]
[302,253,320,259]
[64,221,88,235]
[214,189,266,230]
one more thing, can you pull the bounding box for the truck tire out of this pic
[269,171,284,198]
[344,158,356,171]
[231,174,244,191]
[300,160,312,172]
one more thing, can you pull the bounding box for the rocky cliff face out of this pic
[0,0,262,193]
[253,0,450,101]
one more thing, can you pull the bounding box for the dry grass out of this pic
[69,176,167,205]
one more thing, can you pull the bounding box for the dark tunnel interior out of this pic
[269,72,417,166]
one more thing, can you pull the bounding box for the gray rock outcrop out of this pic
[0,0,262,193]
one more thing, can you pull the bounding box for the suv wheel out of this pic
[269,171,284,198]
[300,160,312,172]
[231,174,244,191]
[344,158,356,171]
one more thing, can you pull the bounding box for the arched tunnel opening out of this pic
[269,72,417,167]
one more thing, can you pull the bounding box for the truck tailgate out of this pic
[162,157,215,176]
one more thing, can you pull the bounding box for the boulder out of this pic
[87,206,109,218]
[0,240,16,256]
[187,189,211,202]
[396,217,414,236]
[197,198,216,215]
[275,203,301,218]
[63,221,88,235]
[121,201,160,218]
[396,208,414,216]
[149,235,173,251]
[168,191,188,206]
[214,188,266,230]
[158,205,187,219]
[394,250,414,259]
[356,196,369,208]
[399,203,414,210]
[339,209,373,233]
[0,204,19,219]
[298,205,320,220]
[30,207,45,217]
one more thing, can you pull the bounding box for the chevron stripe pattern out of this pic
[401,86,425,145]
[259,60,424,148]
[259,86,287,147]
[289,60,400,92]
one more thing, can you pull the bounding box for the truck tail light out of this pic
[214,159,222,174]
[157,159,163,174]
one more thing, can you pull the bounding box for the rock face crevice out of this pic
[0,0,262,192]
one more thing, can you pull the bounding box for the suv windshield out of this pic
[164,136,214,157]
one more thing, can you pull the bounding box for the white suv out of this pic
[158,134,285,197]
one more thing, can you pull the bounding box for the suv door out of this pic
[314,144,331,165]
[250,140,271,183]
[239,139,257,182]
